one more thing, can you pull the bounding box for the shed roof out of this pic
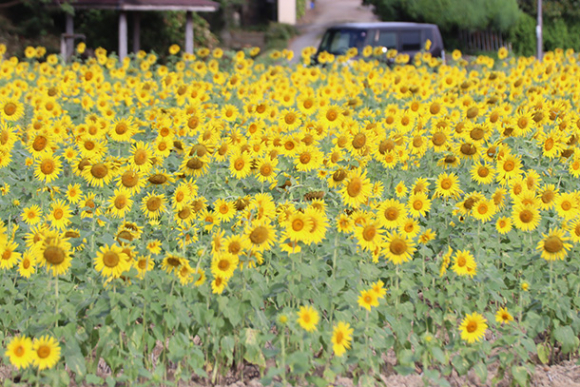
[58,0,219,12]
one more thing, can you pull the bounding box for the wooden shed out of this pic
[58,0,219,59]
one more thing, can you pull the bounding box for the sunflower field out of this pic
[1,42,580,387]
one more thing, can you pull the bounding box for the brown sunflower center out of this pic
[146,197,162,212]
[432,132,446,146]
[90,163,108,179]
[250,226,269,244]
[115,122,128,135]
[103,251,120,267]
[466,321,477,333]
[544,236,563,253]
[4,102,17,116]
[121,171,139,188]
[352,133,366,149]
[33,136,48,152]
[40,159,55,175]
[114,196,127,209]
[44,246,65,265]
[292,219,304,232]
[37,345,51,359]
[347,178,362,197]
[389,239,407,255]
[362,226,376,241]
[519,209,533,223]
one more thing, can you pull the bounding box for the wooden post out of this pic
[133,12,141,53]
[185,11,194,54]
[537,0,543,61]
[119,11,128,60]
[66,13,74,60]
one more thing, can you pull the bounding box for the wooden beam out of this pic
[66,13,74,59]
[185,11,194,54]
[133,12,141,53]
[119,11,128,60]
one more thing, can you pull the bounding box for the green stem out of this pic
[55,275,59,328]
[281,327,287,386]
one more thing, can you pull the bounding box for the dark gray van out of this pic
[315,22,444,61]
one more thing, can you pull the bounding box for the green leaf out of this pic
[537,343,550,364]
[553,325,577,354]
[473,362,487,384]
[86,374,103,384]
[431,347,447,364]
[452,355,470,376]
[64,337,86,379]
[511,366,528,387]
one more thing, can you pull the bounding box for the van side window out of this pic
[400,31,421,51]
[377,31,397,49]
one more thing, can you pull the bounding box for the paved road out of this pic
[288,0,378,63]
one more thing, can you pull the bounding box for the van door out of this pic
[399,30,422,52]
[374,29,398,52]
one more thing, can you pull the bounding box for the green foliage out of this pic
[367,0,519,33]
[509,12,536,56]
[265,22,298,50]
[296,0,307,20]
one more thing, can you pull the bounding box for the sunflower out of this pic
[460,312,488,343]
[129,141,154,172]
[319,105,344,128]
[471,198,497,223]
[18,252,36,278]
[294,144,323,172]
[394,181,407,197]
[536,228,572,261]
[214,198,236,222]
[495,307,514,325]
[452,250,476,277]
[304,206,328,245]
[470,163,495,185]
[134,255,154,279]
[5,336,34,369]
[407,192,431,218]
[336,213,354,233]
[377,199,407,229]
[245,219,277,252]
[32,336,61,370]
[211,275,228,294]
[496,154,522,184]
[94,243,130,278]
[383,231,415,265]
[211,252,239,279]
[0,98,24,121]
[355,221,383,251]
[82,160,114,188]
[47,199,72,230]
[339,169,372,208]
[434,173,462,200]
[141,192,165,220]
[0,239,20,270]
[108,188,133,219]
[331,322,354,357]
[439,246,453,277]
[229,151,252,179]
[34,155,62,183]
[285,211,313,243]
[399,217,421,238]
[297,305,319,332]
[109,117,138,142]
[35,230,73,276]
[496,216,512,234]
[22,205,42,225]
[65,183,83,204]
[27,132,53,158]
[512,204,541,232]
[555,192,579,221]
[358,289,379,311]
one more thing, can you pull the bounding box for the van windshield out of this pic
[318,29,368,55]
